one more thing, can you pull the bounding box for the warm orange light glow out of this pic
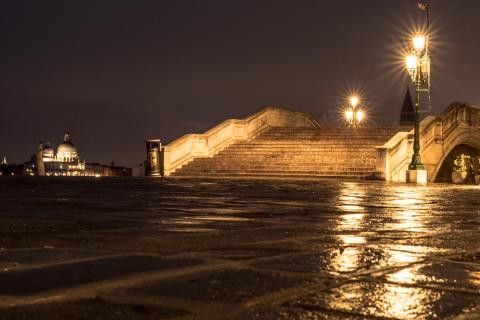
[350,96,359,107]
[406,55,417,70]
[345,109,354,121]
[356,110,364,122]
[413,34,426,51]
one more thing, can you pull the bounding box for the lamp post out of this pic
[345,96,364,128]
[405,33,430,171]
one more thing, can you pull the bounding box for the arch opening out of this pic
[434,144,480,183]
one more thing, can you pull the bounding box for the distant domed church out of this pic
[25,133,86,176]
[24,132,132,177]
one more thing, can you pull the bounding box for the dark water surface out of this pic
[0,177,480,319]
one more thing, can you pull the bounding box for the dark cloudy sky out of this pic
[1,0,479,166]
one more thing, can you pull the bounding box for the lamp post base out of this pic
[407,169,428,184]
[409,154,424,170]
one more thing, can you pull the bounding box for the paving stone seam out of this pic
[0,259,249,308]
[0,253,127,273]
[103,293,242,320]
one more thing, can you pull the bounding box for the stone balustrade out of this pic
[161,107,319,176]
[375,102,480,182]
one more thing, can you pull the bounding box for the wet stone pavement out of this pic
[0,177,480,319]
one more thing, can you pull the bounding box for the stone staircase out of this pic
[170,127,405,179]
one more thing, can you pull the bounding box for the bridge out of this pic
[151,102,480,183]
[376,102,480,183]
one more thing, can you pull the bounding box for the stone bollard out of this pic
[145,139,162,177]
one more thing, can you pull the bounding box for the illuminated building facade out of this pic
[24,133,132,177]
[24,133,86,176]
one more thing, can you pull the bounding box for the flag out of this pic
[418,2,429,11]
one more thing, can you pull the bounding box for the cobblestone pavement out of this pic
[0,177,480,319]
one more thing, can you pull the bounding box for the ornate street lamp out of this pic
[344,96,365,128]
[403,2,431,183]
[405,33,430,170]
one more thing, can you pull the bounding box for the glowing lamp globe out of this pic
[406,55,417,71]
[413,35,426,51]
[350,96,359,107]
[356,110,364,122]
[345,109,354,121]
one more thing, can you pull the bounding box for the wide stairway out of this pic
[170,127,405,179]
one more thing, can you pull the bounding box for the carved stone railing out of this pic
[376,102,480,182]
[161,107,319,176]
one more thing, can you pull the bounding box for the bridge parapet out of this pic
[376,102,480,182]
[160,107,319,176]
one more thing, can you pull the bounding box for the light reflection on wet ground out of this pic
[0,177,479,319]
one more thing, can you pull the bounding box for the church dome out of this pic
[57,141,77,154]
[56,133,79,161]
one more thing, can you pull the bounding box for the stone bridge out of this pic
[375,102,480,183]
[153,102,480,183]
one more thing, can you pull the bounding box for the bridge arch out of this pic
[433,144,480,183]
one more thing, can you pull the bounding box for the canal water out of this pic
[0,177,480,319]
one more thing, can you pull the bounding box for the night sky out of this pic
[1,1,479,167]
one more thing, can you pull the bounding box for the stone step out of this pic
[218,150,379,154]
[261,127,406,132]
[190,158,376,163]
[257,133,400,137]
[173,171,373,177]
[255,134,394,138]
[260,129,400,133]
[178,169,375,174]
[226,143,378,146]
[216,154,377,157]
[177,165,375,170]
[221,146,380,150]
[215,151,378,154]
[191,160,376,164]
[173,169,371,176]
[189,158,376,163]
[255,135,395,139]
[227,144,384,148]
[183,167,376,171]
[250,134,393,138]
